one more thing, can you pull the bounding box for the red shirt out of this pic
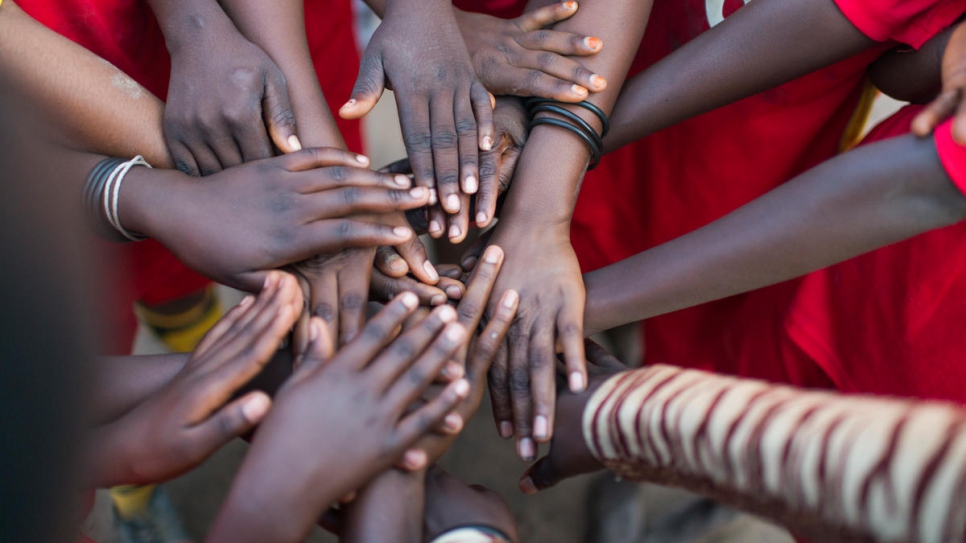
[835,0,966,48]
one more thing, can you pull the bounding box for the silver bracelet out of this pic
[102,155,151,241]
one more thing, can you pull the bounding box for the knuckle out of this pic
[431,130,459,149]
[341,186,361,205]
[532,30,552,45]
[313,302,337,322]
[340,291,366,311]
[538,52,557,71]
[271,108,296,129]
[328,166,349,182]
[437,172,460,188]
[406,366,428,386]
[391,338,419,360]
[456,117,477,136]
[407,128,434,152]
[336,220,355,240]
[509,367,530,393]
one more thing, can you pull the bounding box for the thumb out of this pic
[519,455,562,495]
[263,73,301,154]
[340,49,386,120]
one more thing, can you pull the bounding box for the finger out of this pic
[262,72,300,154]
[507,325,534,458]
[501,67,589,102]
[459,230,492,271]
[307,266,340,344]
[371,269,451,306]
[188,140,225,176]
[395,378,471,447]
[370,304,458,386]
[514,1,578,32]
[187,391,272,461]
[488,340,514,439]
[234,110,274,163]
[394,236,439,285]
[471,82,495,153]
[912,89,959,136]
[455,90,480,196]
[518,30,602,56]
[514,49,605,92]
[206,127,246,171]
[584,339,626,370]
[339,49,386,120]
[455,245,505,329]
[168,139,201,177]
[337,253,372,344]
[199,271,290,358]
[557,311,587,393]
[529,320,557,445]
[283,147,373,173]
[378,157,413,175]
[290,220,415,260]
[476,147,500,228]
[301,186,430,220]
[437,264,464,280]
[468,289,518,382]
[375,246,410,278]
[335,292,419,371]
[384,321,467,407]
[193,294,254,357]
[519,455,563,495]
[427,204,447,238]
[445,195,471,243]
[437,277,465,302]
[298,166,413,193]
[953,91,966,144]
[430,95,462,215]
[398,95,437,195]
[295,316,336,376]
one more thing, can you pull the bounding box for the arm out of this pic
[341,470,425,543]
[89,354,188,425]
[485,0,652,459]
[603,0,875,153]
[868,25,951,104]
[583,134,966,335]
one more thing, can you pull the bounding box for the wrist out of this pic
[119,166,186,241]
[157,1,237,56]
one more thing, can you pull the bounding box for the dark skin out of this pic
[484,0,651,461]
[144,0,300,175]
[86,271,302,488]
[913,19,966,141]
[206,294,471,543]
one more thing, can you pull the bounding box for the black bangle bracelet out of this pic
[529,117,601,170]
[83,157,130,242]
[526,98,610,138]
[530,102,604,157]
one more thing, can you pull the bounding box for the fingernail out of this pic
[534,415,549,440]
[569,371,586,392]
[439,305,457,322]
[572,84,588,97]
[445,194,461,213]
[445,285,462,299]
[429,220,443,235]
[341,98,356,110]
[483,246,501,264]
[499,421,513,439]
[476,211,488,225]
[242,394,271,423]
[263,273,277,289]
[422,261,439,282]
[400,292,419,309]
[445,324,466,342]
[239,295,254,307]
[410,187,427,199]
[464,175,478,194]
[431,294,447,306]
[503,290,519,308]
[584,36,601,50]
[462,256,479,270]
[288,135,302,151]
[563,1,577,9]
[449,224,462,240]
[454,378,470,397]
[445,361,464,379]
[393,174,410,187]
[590,74,606,90]
[518,438,536,461]
[520,476,538,495]
[403,448,426,470]
[444,413,464,432]
[388,255,407,272]
[393,226,412,238]
[356,154,370,165]
[310,319,320,341]
[428,189,439,206]
[481,136,494,151]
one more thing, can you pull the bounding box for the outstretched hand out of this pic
[913,21,966,142]
[340,0,494,242]
[88,271,302,488]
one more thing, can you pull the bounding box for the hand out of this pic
[486,226,586,461]
[518,341,626,494]
[210,293,472,543]
[476,97,530,227]
[164,16,300,175]
[88,271,301,487]
[913,21,966,142]
[455,2,605,102]
[424,467,519,543]
[126,148,427,292]
[372,251,466,307]
[340,0,494,239]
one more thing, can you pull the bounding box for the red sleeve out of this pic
[935,118,966,195]
[833,0,965,48]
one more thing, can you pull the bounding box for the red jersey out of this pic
[18,0,362,353]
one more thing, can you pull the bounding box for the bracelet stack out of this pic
[83,155,152,242]
[526,98,610,170]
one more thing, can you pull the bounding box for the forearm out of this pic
[604,0,874,153]
[501,0,651,226]
[219,0,345,148]
[0,1,171,166]
[584,364,966,543]
[90,354,189,425]
[342,469,425,543]
[584,134,966,335]
[868,26,951,104]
